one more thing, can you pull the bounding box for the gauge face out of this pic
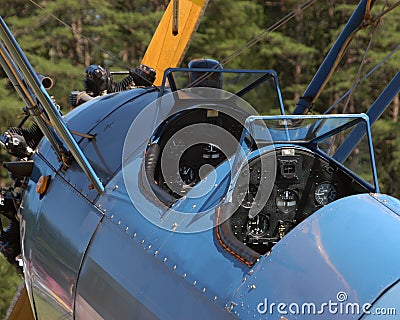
[202,144,220,159]
[315,182,337,205]
[247,214,269,238]
[179,165,196,185]
[276,189,298,213]
[239,184,258,209]
[231,216,247,242]
[241,190,254,209]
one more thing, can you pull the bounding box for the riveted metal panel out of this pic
[227,194,400,319]
[21,170,103,319]
[76,220,237,320]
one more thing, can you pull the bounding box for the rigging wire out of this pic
[27,0,316,91]
[324,44,400,114]
[220,0,316,67]
[26,0,161,89]
[27,0,129,70]
[27,0,316,73]
[368,0,400,24]
[341,0,388,113]
[187,0,316,88]
[325,0,400,114]
[27,0,160,90]
[23,0,400,103]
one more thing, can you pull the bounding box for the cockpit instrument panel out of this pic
[227,147,370,255]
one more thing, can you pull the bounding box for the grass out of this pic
[0,254,22,319]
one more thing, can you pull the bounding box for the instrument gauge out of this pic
[240,184,258,209]
[315,182,337,205]
[179,165,196,185]
[231,216,247,242]
[276,189,298,213]
[247,214,269,238]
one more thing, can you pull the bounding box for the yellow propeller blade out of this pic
[141,0,208,86]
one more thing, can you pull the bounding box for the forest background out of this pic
[0,0,399,317]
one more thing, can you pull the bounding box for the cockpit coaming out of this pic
[144,69,378,265]
[224,145,371,260]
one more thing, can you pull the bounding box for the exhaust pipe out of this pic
[0,17,104,193]
[37,74,53,89]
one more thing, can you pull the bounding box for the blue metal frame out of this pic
[334,71,400,163]
[293,0,372,114]
[0,17,104,193]
[0,31,66,163]
[242,113,379,191]
[159,67,286,115]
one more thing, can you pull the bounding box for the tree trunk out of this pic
[72,18,84,64]
[392,94,399,123]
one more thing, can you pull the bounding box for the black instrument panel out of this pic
[230,146,371,255]
[154,108,244,197]
[152,110,372,257]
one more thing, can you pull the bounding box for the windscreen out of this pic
[241,114,378,188]
[160,69,284,116]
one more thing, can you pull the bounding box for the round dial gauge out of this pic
[179,165,196,185]
[241,190,254,209]
[247,214,269,238]
[276,189,298,213]
[240,184,258,209]
[231,216,247,242]
[315,182,337,205]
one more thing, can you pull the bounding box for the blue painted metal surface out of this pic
[293,0,372,114]
[20,156,104,319]
[80,167,247,312]
[229,194,400,319]
[361,281,400,319]
[72,165,400,319]
[61,89,160,204]
[76,218,237,319]
[20,84,400,318]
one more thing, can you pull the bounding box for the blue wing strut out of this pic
[293,0,374,115]
[334,71,400,163]
[0,17,104,193]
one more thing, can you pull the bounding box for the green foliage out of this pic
[372,119,400,195]
[0,254,21,319]
[186,0,265,68]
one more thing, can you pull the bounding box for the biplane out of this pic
[0,0,399,319]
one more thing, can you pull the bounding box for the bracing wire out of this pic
[188,0,316,88]
[324,44,400,114]
[27,0,129,69]
[220,0,316,67]
[24,0,399,99]
[26,0,163,88]
[368,0,400,24]
[341,0,388,114]
[325,0,400,114]
[25,0,316,89]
